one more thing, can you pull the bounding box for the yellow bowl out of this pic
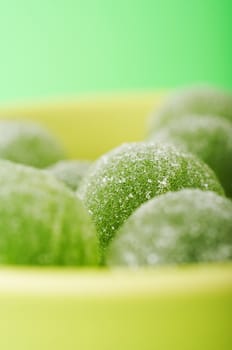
[0,92,231,350]
[0,91,163,159]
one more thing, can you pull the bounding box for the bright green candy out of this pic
[150,115,232,197]
[78,142,224,251]
[47,160,91,191]
[0,120,66,168]
[107,190,232,267]
[148,85,232,135]
[0,160,98,266]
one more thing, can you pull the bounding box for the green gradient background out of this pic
[0,0,231,103]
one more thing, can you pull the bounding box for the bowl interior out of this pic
[0,91,163,159]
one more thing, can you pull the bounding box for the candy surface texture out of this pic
[0,121,66,168]
[107,190,232,267]
[79,142,224,250]
[0,160,98,265]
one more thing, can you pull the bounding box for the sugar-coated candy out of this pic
[47,160,91,191]
[150,115,232,197]
[148,85,232,134]
[0,120,66,168]
[79,142,224,251]
[0,160,98,265]
[107,190,232,267]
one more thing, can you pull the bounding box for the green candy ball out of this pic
[47,160,91,191]
[150,115,232,197]
[148,85,232,135]
[78,143,224,251]
[0,120,66,168]
[107,190,232,267]
[0,160,98,266]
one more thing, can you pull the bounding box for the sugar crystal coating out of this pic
[150,115,232,197]
[0,160,98,265]
[0,120,66,168]
[148,85,232,135]
[78,142,224,251]
[107,190,232,267]
[47,160,91,191]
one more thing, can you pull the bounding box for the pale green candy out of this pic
[78,142,224,251]
[150,115,232,197]
[107,190,232,267]
[0,160,98,266]
[47,160,91,191]
[148,85,232,135]
[0,120,66,168]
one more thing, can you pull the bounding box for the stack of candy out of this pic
[0,85,231,267]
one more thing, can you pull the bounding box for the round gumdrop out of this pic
[78,142,224,251]
[47,160,91,191]
[150,115,232,197]
[106,189,232,267]
[0,120,66,168]
[0,160,98,266]
[147,85,232,135]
